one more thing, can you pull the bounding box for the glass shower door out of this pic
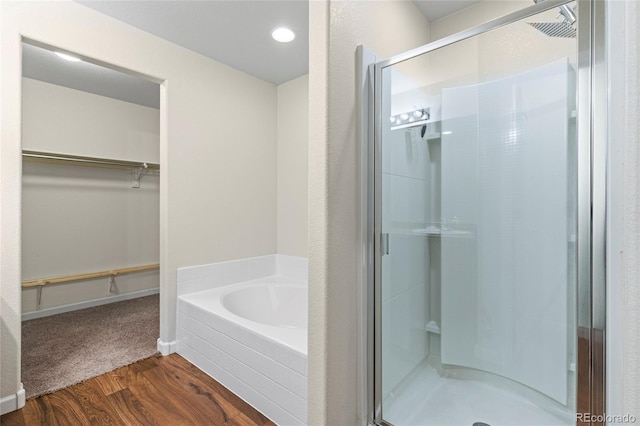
[375,3,586,425]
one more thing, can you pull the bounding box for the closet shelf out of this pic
[22,264,160,288]
[22,150,160,171]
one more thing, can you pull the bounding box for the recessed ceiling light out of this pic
[271,27,295,43]
[54,52,82,62]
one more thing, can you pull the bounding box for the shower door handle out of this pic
[381,233,390,255]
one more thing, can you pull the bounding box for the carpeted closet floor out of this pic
[21,294,159,399]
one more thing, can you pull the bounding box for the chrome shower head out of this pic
[558,4,577,26]
[528,21,576,38]
[529,1,576,38]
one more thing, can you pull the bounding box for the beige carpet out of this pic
[21,294,159,399]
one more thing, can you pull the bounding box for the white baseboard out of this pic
[157,338,177,355]
[22,288,159,321]
[0,384,25,415]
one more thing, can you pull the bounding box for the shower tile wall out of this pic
[381,125,432,397]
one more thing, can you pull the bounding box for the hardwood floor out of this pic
[1,354,275,426]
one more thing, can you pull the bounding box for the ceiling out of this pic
[22,43,161,108]
[414,0,481,22]
[76,0,309,86]
[24,1,480,108]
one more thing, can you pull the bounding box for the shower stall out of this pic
[366,0,605,425]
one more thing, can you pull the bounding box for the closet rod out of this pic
[22,150,160,170]
[22,264,159,288]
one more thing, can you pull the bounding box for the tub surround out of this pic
[177,255,308,425]
[177,254,307,297]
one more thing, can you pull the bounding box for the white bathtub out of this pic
[183,279,307,353]
[223,282,307,330]
[176,255,307,426]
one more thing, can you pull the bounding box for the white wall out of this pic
[607,0,640,420]
[21,78,159,315]
[308,1,430,424]
[277,74,309,258]
[1,0,277,407]
[430,0,531,40]
[22,77,159,162]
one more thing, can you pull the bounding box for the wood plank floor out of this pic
[1,354,275,426]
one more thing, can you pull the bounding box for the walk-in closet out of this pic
[20,42,161,399]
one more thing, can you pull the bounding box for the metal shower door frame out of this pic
[367,0,606,424]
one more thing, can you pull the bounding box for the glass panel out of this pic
[379,4,578,425]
